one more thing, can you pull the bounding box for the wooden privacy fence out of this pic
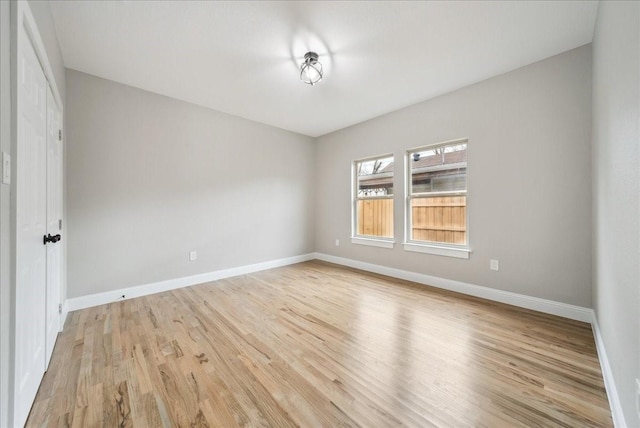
[357,199,393,237]
[357,196,466,244]
[412,196,466,244]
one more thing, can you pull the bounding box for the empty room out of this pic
[1,0,638,427]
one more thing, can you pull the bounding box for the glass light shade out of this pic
[300,52,323,85]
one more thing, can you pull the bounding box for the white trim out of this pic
[11,3,65,427]
[60,300,68,330]
[406,137,470,153]
[403,242,470,259]
[314,252,592,322]
[405,138,470,259]
[66,253,315,312]
[352,153,395,241]
[18,1,63,112]
[591,314,627,428]
[351,237,395,249]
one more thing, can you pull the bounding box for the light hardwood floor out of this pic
[27,261,613,427]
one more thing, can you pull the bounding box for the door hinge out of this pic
[58,303,62,314]
[58,129,62,141]
[59,219,62,230]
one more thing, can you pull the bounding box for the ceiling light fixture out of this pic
[300,52,323,85]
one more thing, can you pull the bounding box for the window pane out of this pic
[357,156,394,197]
[409,142,467,246]
[355,155,394,238]
[411,196,466,244]
[410,143,467,193]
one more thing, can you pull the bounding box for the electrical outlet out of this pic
[189,251,197,261]
[490,259,499,271]
[335,239,340,246]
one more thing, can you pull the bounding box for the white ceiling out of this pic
[49,1,598,137]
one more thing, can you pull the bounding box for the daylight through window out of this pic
[354,155,394,238]
[407,140,467,246]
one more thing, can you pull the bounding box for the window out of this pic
[405,140,469,258]
[352,155,394,247]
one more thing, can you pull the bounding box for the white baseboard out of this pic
[313,252,593,323]
[591,315,627,428]
[66,253,316,312]
[67,251,592,321]
[60,300,69,330]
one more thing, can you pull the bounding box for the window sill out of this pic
[403,242,470,259]
[351,237,395,249]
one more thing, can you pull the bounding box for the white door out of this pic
[45,85,62,367]
[15,26,48,427]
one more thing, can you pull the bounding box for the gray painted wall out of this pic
[316,45,593,308]
[592,1,640,425]
[66,69,316,298]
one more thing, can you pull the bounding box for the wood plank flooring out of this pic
[26,261,613,427]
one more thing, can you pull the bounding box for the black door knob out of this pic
[43,234,62,245]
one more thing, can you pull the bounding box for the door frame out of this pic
[0,2,12,427]
[45,83,63,367]
[7,1,64,426]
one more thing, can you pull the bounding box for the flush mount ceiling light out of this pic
[300,52,323,85]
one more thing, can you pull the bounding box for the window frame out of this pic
[404,138,471,259]
[351,153,396,248]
